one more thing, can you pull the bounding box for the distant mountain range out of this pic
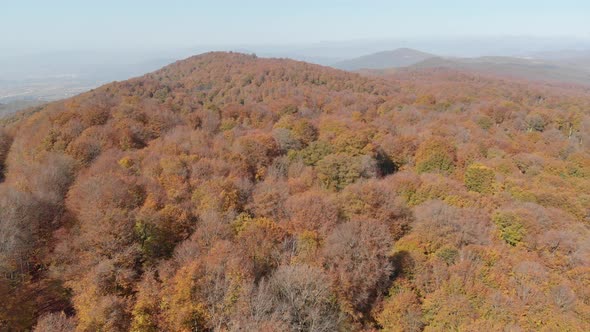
[530,49,590,61]
[2,46,590,119]
[332,48,435,70]
[335,48,590,86]
[412,56,590,86]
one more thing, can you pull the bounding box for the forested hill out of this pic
[1,52,590,331]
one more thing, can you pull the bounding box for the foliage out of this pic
[1,52,589,331]
[248,265,343,331]
[464,163,496,194]
[293,140,333,166]
[415,137,456,174]
[493,211,525,246]
[378,289,423,332]
[316,153,377,191]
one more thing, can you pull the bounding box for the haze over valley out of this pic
[3,36,590,117]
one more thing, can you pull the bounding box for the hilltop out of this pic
[1,52,590,331]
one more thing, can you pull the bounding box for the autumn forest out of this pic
[1,52,590,331]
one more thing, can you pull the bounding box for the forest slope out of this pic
[1,52,590,331]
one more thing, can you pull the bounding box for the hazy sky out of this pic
[2,0,590,53]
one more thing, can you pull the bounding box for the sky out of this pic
[2,0,590,54]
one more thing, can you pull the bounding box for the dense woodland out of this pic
[1,52,589,331]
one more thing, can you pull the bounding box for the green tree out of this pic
[415,137,456,174]
[316,154,376,191]
[492,212,525,246]
[464,163,495,194]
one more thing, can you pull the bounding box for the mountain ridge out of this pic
[337,48,590,86]
[332,48,436,70]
